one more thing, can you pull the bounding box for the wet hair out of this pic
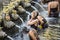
[30,10,39,19]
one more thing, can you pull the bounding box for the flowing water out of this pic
[7,36,14,40]
[15,25,21,28]
[26,11,30,15]
[19,16,24,24]
[31,5,38,11]
[32,1,46,11]
[1,0,60,40]
[26,11,30,20]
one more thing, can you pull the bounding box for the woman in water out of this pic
[27,10,48,40]
[28,10,48,31]
[27,11,40,40]
[48,1,59,17]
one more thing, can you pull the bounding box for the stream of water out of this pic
[7,36,14,40]
[32,1,46,11]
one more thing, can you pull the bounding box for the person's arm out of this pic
[27,19,38,26]
[57,2,59,12]
[48,2,51,16]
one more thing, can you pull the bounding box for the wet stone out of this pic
[4,21,15,28]
[11,13,19,20]
[0,31,7,38]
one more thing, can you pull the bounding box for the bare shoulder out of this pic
[37,16,43,19]
[48,1,59,4]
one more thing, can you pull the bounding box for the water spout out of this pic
[26,11,31,20]
[31,5,38,11]
[19,16,24,24]
[27,15,30,20]
[7,36,14,40]
[32,1,46,11]
[26,11,31,15]
[15,25,21,28]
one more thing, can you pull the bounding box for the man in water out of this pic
[48,1,59,17]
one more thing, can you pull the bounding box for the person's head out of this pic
[31,10,39,19]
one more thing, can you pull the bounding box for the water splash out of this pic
[31,5,38,11]
[7,36,14,40]
[23,34,30,40]
[32,1,46,11]
[27,15,30,20]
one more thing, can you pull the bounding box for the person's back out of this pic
[48,1,59,8]
[48,1,59,17]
